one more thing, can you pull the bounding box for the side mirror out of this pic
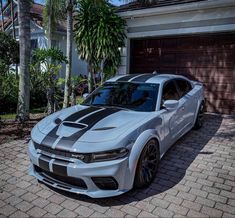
[83,93,89,98]
[163,100,179,111]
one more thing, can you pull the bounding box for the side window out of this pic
[175,79,192,98]
[162,80,180,103]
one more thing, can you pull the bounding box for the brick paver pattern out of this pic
[0,115,235,217]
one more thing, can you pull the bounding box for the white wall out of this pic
[56,35,88,78]
[6,17,88,78]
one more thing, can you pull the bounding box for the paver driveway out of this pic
[0,114,235,217]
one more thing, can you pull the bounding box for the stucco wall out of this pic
[57,37,88,78]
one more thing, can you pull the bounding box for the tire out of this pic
[134,139,160,188]
[193,102,204,130]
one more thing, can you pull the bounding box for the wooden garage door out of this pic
[130,33,235,114]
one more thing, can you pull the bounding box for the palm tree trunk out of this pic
[47,0,52,48]
[46,0,54,112]
[63,0,73,108]
[10,0,16,38]
[100,58,106,85]
[16,0,31,122]
[71,87,76,106]
[47,87,55,114]
[87,61,93,93]
[11,0,18,78]
[0,0,5,31]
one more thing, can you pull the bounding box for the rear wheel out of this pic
[193,102,204,130]
[134,139,160,188]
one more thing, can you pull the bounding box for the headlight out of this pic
[71,148,129,163]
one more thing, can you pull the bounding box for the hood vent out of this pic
[62,122,87,129]
[93,127,116,131]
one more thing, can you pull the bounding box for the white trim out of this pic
[127,24,235,38]
[118,0,235,19]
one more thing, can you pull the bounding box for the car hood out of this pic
[36,105,151,145]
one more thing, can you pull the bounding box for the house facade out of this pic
[0,2,87,78]
[117,0,235,114]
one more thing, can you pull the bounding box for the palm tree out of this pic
[0,0,5,31]
[16,0,31,121]
[43,0,65,113]
[43,0,65,48]
[10,0,16,38]
[63,0,73,108]
[74,0,126,93]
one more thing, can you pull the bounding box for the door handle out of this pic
[181,106,185,111]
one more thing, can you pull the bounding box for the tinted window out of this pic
[82,82,159,112]
[175,79,192,98]
[162,80,180,102]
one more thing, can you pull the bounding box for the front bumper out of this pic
[28,141,133,198]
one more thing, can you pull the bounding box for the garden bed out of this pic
[0,113,45,144]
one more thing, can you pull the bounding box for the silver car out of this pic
[28,74,204,198]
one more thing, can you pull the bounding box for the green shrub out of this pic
[0,72,19,114]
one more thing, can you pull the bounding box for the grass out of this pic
[0,113,16,120]
[1,97,85,120]
[30,107,46,113]
[0,107,46,120]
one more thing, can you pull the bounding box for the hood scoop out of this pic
[56,122,87,137]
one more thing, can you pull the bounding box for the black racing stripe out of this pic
[80,108,120,126]
[38,156,50,172]
[64,106,100,122]
[55,108,121,150]
[40,107,101,147]
[52,160,68,176]
[131,74,155,82]
[116,74,139,82]
[41,126,60,147]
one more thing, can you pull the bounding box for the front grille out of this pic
[91,177,118,190]
[34,165,87,189]
[34,143,90,162]
[34,143,74,158]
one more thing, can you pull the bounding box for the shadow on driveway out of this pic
[47,114,224,206]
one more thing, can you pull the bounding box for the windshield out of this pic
[82,82,159,112]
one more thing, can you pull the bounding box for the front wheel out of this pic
[193,102,204,130]
[134,139,160,188]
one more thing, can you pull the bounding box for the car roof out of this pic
[106,73,190,84]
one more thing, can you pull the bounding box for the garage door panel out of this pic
[206,99,235,114]
[205,92,235,101]
[203,82,235,93]
[195,68,235,76]
[175,53,235,68]
[130,33,235,114]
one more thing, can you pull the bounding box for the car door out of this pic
[174,79,195,132]
[161,80,186,147]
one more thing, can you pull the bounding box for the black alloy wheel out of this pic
[193,102,204,130]
[134,139,160,188]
